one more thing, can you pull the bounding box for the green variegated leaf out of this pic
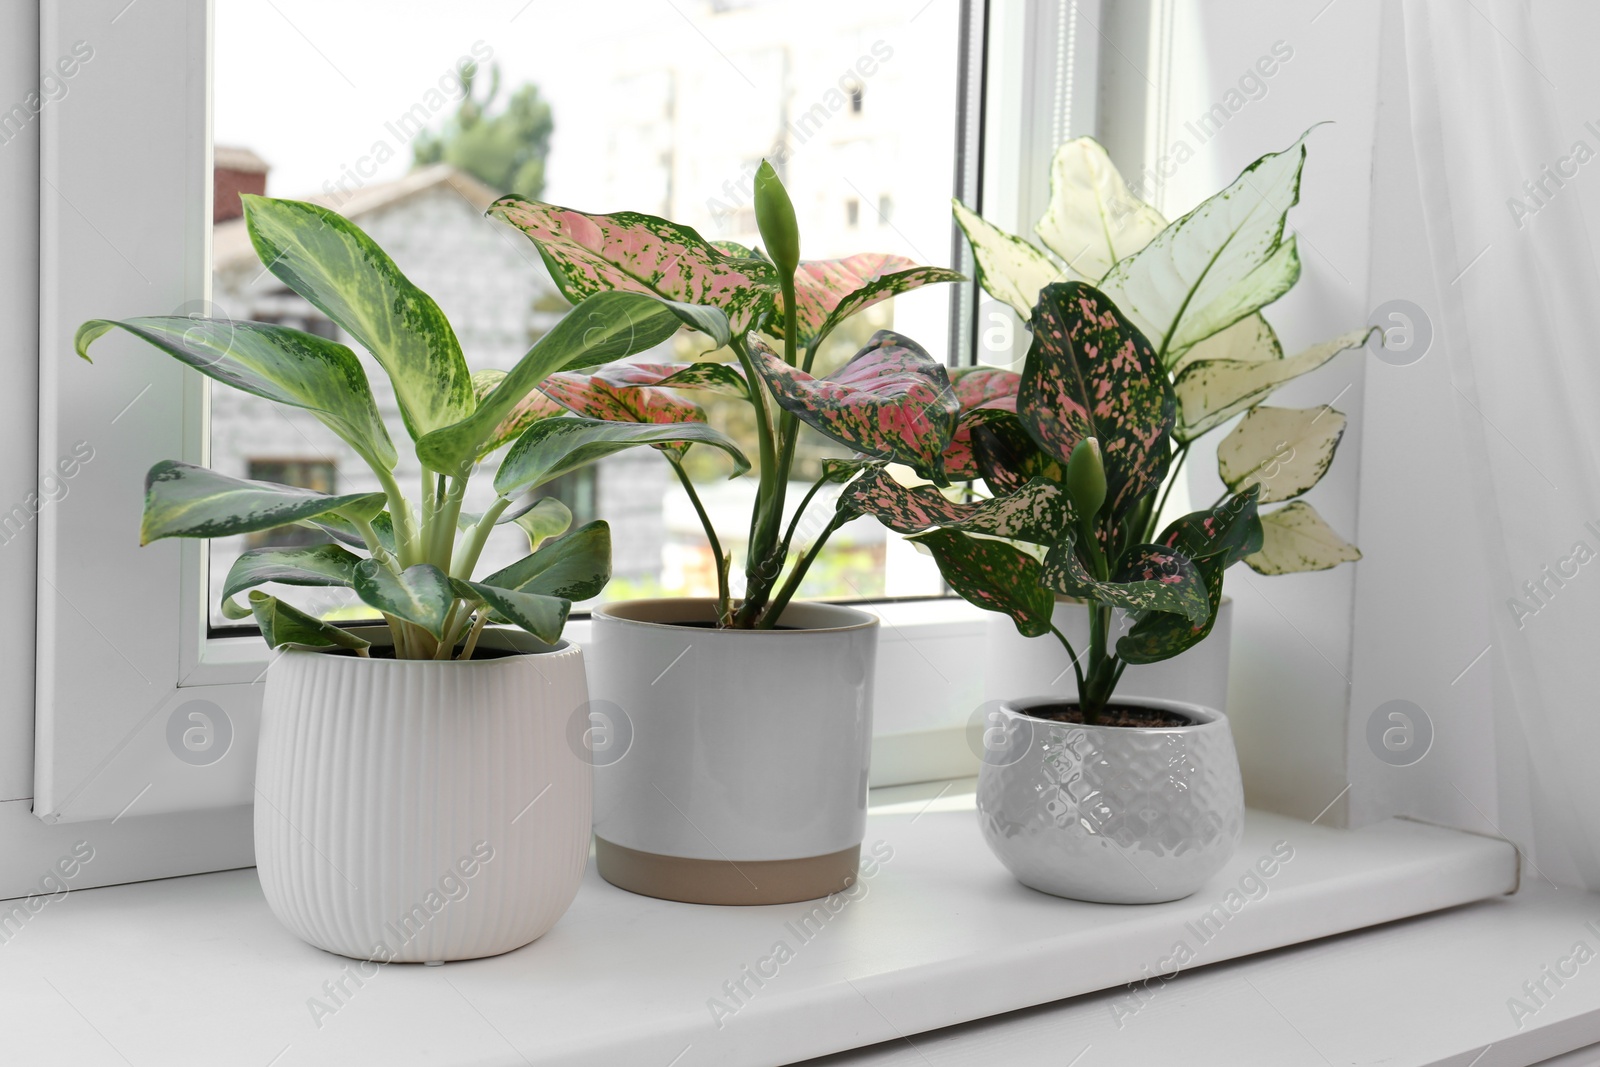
[222,543,365,602]
[1218,405,1348,503]
[1018,282,1175,518]
[1116,553,1227,664]
[843,469,1071,545]
[589,360,750,399]
[76,317,397,472]
[1099,132,1312,362]
[241,195,473,440]
[780,254,964,351]
[1042,539,1209,623]
[1155,486,1264,566]
[1245,501,1361,575]
[352,562,456,637]
[488,197,778,333]
[482,520,612,601]
[749,330,959,480]
[1168,313,1280,373]
[467,369,568,458]
[494,417,748,497]
[1034,137,1168,283]
[911,528,1056,638]
[1174,328,1371,440]
[459,493,572,553]
[952,199,1065,319]
[140,460,385,545]
[822,457,880,485]
[309,511,396,555]
[503,496,572,552]
[249,592,370,653]
[416,291,715,474]
[450,579,570,645]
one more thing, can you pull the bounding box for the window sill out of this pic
[5,781,1516,1066]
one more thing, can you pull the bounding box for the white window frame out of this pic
[22,0,1080,856]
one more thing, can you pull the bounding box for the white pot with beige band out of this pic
[584,598,879,905]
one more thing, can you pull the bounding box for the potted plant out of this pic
[76,195,746,958]
[950,133,1368,712]
[845,132,1370,904]
[489,163,963,904]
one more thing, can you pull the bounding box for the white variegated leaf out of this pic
[1174,328,1372,440]
[1100,132,1312,362]
[1168,313,1281,374]
[1034,137,1167,282]
[1244,501,1361,574]
[952,199,1066,319]
[1217,405,1347,503]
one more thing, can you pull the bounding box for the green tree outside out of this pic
[413,62,553,199]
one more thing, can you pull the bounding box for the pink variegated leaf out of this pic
[943,404,1017,481]
[473,369,566,456]
[1018,281,1175,519]
[777,253,965,349]
[950,366,1021,410]
[749,330,959,480]
[539,371,705,428]
[590,361,750,400]
[488,198,777,333]
[942,369,1021,479]
[1042,539,1209,624]
[843,469,1071,545]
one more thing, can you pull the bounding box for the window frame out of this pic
[30,0,1068,831]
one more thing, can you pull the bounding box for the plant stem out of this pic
[729,367,787,625]
[452,495,513,579]
[353,517,401,576]
[375,465,418,567]
[775,472,832,562]
[760,512,846,627]
[668,456,731,623]
[458,610,489,661]
[728,335,780,569]
[736,271,803,627]
[1048,623,1086,696]
[425,478,467,571]
[1082,602,1115,723]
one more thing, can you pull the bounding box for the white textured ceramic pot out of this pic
[976,696,1244,904]
[985,597,1233,712]
[586,598,878,906]
[255,628,591,962]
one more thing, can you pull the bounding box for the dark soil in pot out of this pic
[670,620,800,631]
[323,644,523,661]
[1024,702,1196,729]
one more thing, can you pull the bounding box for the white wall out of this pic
[0,1,39,802]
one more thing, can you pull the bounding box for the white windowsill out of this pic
[3,780,1519,1067]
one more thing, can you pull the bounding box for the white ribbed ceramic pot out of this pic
[977,696,1244,904]
[254,628,591,962]
[985,597,1233,712]
[586,598,878,906]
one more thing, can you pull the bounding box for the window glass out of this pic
[210,0,963,628]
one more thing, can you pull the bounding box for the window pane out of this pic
[210,0,963,628]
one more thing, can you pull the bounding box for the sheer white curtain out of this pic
[1403,0,1600,887]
